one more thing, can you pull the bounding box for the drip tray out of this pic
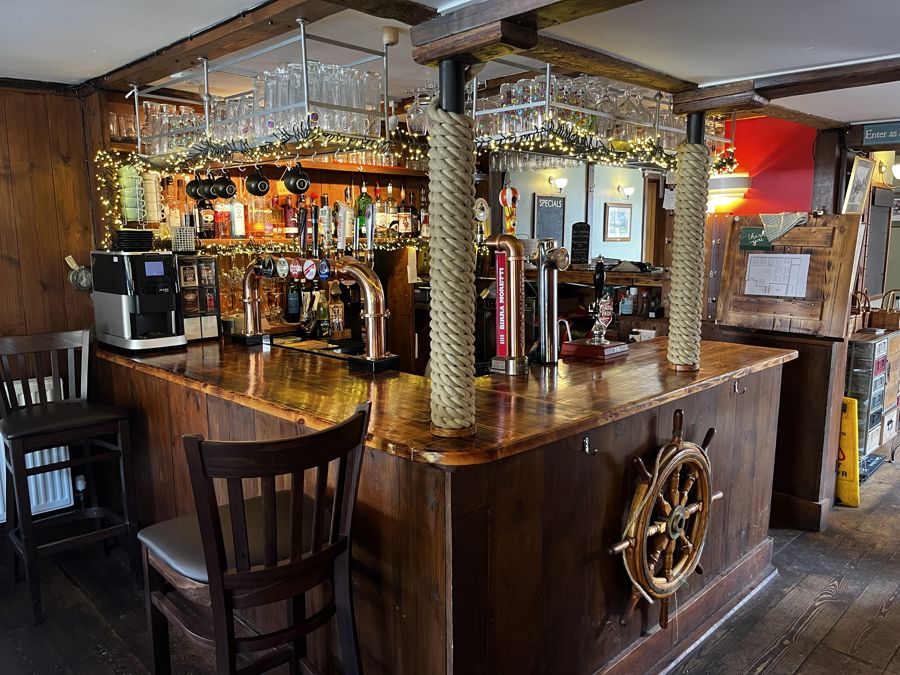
[272,336,398,373]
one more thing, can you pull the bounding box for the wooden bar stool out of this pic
[0,329,141,624]
[138,402,371,675]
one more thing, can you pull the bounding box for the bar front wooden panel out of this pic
[0,87,94,336]
[96,341,788,674]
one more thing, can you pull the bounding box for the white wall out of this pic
[506,164,645,262]
[508,165,589,247]
[590,165,644,261]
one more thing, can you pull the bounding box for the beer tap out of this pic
[531,238,570,365]
[588,257,610,345]
[239,255,275,344]
[310,202,320,259]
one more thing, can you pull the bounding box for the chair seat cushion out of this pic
[138,491,317,584]
[0,400,128,441]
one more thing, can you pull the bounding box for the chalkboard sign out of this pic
[533,194,565,244]
[739,227,772,250]
[571,222,591,264]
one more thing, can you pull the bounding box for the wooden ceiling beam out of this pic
[525,35,695,93]
[91,0,439,92]
[411,21,538,66]
[410,0,643,54]
[735,105,845,130]
[754,56,900,99]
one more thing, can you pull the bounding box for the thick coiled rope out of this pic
[667,142,709,369]
[427,97,477,435]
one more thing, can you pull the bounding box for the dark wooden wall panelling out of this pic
[0,88,94,336]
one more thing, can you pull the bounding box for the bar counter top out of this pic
[97,338,796,467]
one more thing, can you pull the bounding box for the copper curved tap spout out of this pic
[333,257,390,360]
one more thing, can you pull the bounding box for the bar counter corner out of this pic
[95,337,796,675]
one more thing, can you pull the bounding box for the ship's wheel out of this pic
[609,409,723,628]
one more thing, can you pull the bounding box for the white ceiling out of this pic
[0,0,271,84]
[544,0,900,123]
[2,0,900,124]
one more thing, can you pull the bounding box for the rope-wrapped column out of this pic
[427,69,477,436]
[667,134,709,371]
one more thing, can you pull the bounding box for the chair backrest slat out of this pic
[67,347,76,400]
[15,355,32,407]
[290,471,304,561]
[182,401,371,631]
[31,353,47,404]
[226,479,251,572]
[311,463,328,553]
[0,355,15,415]
[261,476,277,567]
[49,350,61,402]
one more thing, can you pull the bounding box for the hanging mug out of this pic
[197,173,216,200]
[211,171,237,199]
[245,170,270,197]
[185,173,203,200]
[284,163,311,195]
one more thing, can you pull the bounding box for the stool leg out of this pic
[82,441,111,557]
[144,549,171,675]
[10,440,42,624]
[117,420,141,588]
[4,444,20,584]
[334,550,361,675]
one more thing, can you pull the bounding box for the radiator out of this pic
[0,377,74,523]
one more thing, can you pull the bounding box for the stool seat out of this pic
[139,491,316,584]
[0,401,128,440]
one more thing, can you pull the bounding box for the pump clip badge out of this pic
[318,259,330,281]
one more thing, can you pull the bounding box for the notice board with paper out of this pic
[715,214,861,338]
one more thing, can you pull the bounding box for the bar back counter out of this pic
[95,338,794,674]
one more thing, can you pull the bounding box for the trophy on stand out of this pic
[561,258,629,361]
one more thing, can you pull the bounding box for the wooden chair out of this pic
[138,402,371,674]
[0,329,141,624]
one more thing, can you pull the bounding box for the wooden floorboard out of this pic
[0,462,898,674]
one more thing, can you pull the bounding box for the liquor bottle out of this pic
[162,177,183,239]
[408,188,419,236]
[284,272,302,323]
[343,187,354,250]
[283,195,298,239]
[419,188,429,238]
[214,199,232,239]
[316,297,331,339]
[230,193,246,239]
[397,186,412,236]
[373,180,386,236]
[249,196,267,237]
[385,181,398,237]
[320,194,332,252]
[268,196,284,238]
[197,199,215,239]
[356,181,372,242]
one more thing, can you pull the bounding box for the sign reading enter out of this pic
[862,121,900,146]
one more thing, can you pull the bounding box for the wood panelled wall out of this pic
[0,88,94,336]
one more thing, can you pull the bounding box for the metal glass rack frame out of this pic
[469,63,733,148]
[125,18,393,158]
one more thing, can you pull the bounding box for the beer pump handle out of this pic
[310,205,320,258]
[594,258,606,302]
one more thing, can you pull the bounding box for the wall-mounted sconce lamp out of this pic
[617,184,635,199]
[892,162,900,180]
[707,172,752,212]
[548,176,568,193]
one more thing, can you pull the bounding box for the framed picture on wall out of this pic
[603,203,632,242]
[842,156,875,215]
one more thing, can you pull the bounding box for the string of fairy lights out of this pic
[96,113,735,255]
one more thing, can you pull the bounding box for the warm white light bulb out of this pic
[555,177,568,190]
[892,162,900,180]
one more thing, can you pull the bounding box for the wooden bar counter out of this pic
[95,338,795,674]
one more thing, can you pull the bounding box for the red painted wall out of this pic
[725,117,816,216]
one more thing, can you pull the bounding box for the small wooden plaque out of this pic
[561,339,629,361]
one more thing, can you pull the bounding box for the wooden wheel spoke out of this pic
[680,532,694,555]
[656,493,672,516]
[680,469,698,505]
[647,533,668,571]
[663,538,676,581]
[684,502,702,517]
[668,463,681,507]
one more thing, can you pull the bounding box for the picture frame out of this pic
[603,202,632,242]
[179,263,198,288]
[842,156,875,215]
[891,197,900,222]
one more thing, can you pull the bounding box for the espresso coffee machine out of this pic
[91,251,187,350]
